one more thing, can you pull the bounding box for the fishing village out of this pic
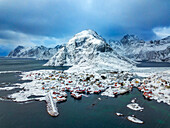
[0,69,168,124]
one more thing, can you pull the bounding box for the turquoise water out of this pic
[0,58,170,128]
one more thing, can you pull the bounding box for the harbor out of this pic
[0,58,170,128]
[0,68,169,118]
[0,88,169,128]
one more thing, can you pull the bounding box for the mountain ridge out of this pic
[109,34,170,62]
[8,45,63,60]
[8,30,170,63]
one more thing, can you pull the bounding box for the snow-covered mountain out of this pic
[8,45,63,60]
[109,35,170,62]
[44,29,134,72]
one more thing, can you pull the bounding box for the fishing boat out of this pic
[127,115,144,124]
[115,112,124,116]
[71,92,82,99]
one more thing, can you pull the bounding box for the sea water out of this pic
[0,57,170,128]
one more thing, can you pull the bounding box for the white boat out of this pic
[127,103,144,111]
[131,98,136,103]
[115,112,123,116]
[127,116,144,124]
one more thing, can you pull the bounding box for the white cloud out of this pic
[153,26,170,39]
[0,30,69,50]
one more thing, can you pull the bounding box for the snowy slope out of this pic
[109,35,170,62]
[44,29,134,72]
[8,45,63,60]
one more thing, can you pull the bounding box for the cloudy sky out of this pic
[0,0,170,56]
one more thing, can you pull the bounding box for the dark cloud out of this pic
[0,0,170,55]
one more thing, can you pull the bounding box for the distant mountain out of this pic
[44,29,134,72]
[109,35,170,62]
[8,45,63,60]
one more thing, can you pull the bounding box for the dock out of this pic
[45,92,59,117]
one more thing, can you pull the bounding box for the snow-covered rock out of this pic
[8,45,63,60]
[109,35,170,62]
[44,29,134,72]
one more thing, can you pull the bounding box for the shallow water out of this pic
[0,58,170,128]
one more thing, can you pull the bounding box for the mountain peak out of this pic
[122,34,139,41]
[44,29,134,71]
[73,29,104,41]
[121,34,144,45]
[67,29,111,52]
[75,29,98,36]
[16,45,24,49]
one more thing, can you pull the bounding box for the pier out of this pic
[45,92,59,117]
